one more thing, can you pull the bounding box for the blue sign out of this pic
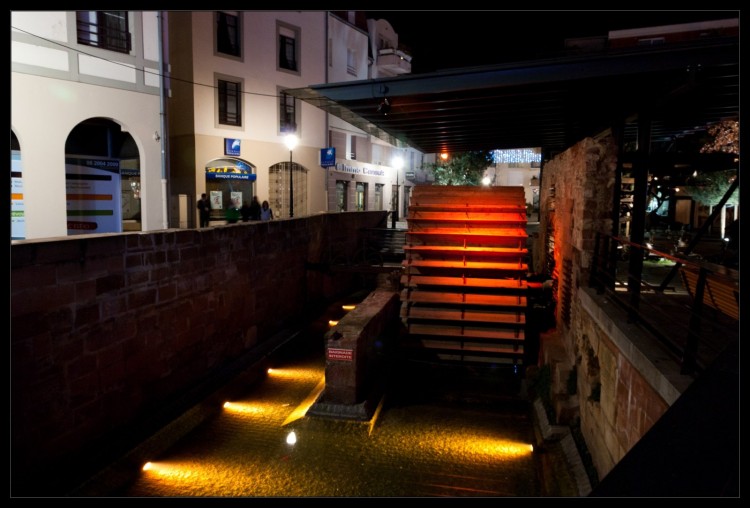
[205,158,256,181]
[225,138,241,156]
[320,147,335,167]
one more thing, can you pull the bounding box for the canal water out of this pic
[115,294,570,497]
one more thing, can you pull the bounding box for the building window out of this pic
[355,182,367,211]
[216,11,241,57]
[336,181,349,212]
[270,162,307,219]
[347,49,357,75]
[218,78,242,126]
[278,23,299,73]
[374,184,384,210]
[350,136,357,160]
[76,11,131,54]
[279,91,296,134]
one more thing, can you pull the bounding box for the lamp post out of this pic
[392,156,404,229]
[285,134,298,218]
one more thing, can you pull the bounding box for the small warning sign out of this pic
[327,348,353,362]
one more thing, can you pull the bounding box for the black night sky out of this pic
[365,10,739,73]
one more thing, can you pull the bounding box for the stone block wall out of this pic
[573,290,678,479]
[537,136,682,482]
[10,211,386,495]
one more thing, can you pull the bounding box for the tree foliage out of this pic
[700,120,739,156]
[686,119,740,206]
[423,151,494,186]
[683,169,739,207]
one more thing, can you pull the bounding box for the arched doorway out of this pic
[269,161,307,219]
[65,118,141,235]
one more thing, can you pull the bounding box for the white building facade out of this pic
[11,11,167,240]
[366,16,419,219]
[167,10,331,224]
[11,11,423,238]
[169,10,423,227]
[326,12,415,218]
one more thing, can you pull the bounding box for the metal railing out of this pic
[77,18,131,54]
[589,232,738,376]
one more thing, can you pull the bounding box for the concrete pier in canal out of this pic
[308,288,400,421]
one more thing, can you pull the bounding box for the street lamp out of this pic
[392,156,404,228]
[285,134,298,218]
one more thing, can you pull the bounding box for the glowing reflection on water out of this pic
[127,336,539,496]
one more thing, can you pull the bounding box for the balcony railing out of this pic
[377,47,412,75]
[77,19,131,54]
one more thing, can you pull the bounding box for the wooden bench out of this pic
[679,264,739,321]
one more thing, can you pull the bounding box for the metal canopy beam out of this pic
[287,37,738,157]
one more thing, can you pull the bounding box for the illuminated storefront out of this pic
[204,158,257,221]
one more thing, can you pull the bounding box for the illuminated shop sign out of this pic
[320,147,335,167]
[333,163,386,177]
[225,138,241,156]
[205,158,257,181]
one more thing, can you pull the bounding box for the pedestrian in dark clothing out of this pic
[197,193,210,227]
[240,200,252,222]
[249,196,262,221]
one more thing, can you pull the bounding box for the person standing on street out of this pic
[260,200,274,221]
[249,196,262,221]
[197,193,211,227]
[240,200,252,222]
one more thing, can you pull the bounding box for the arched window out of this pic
[269,161,307,219]
[65,118,140,235]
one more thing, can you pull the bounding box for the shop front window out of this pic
[204,158,256,221]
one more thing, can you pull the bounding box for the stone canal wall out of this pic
[11,211,387,495]
[538,137,692,482]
